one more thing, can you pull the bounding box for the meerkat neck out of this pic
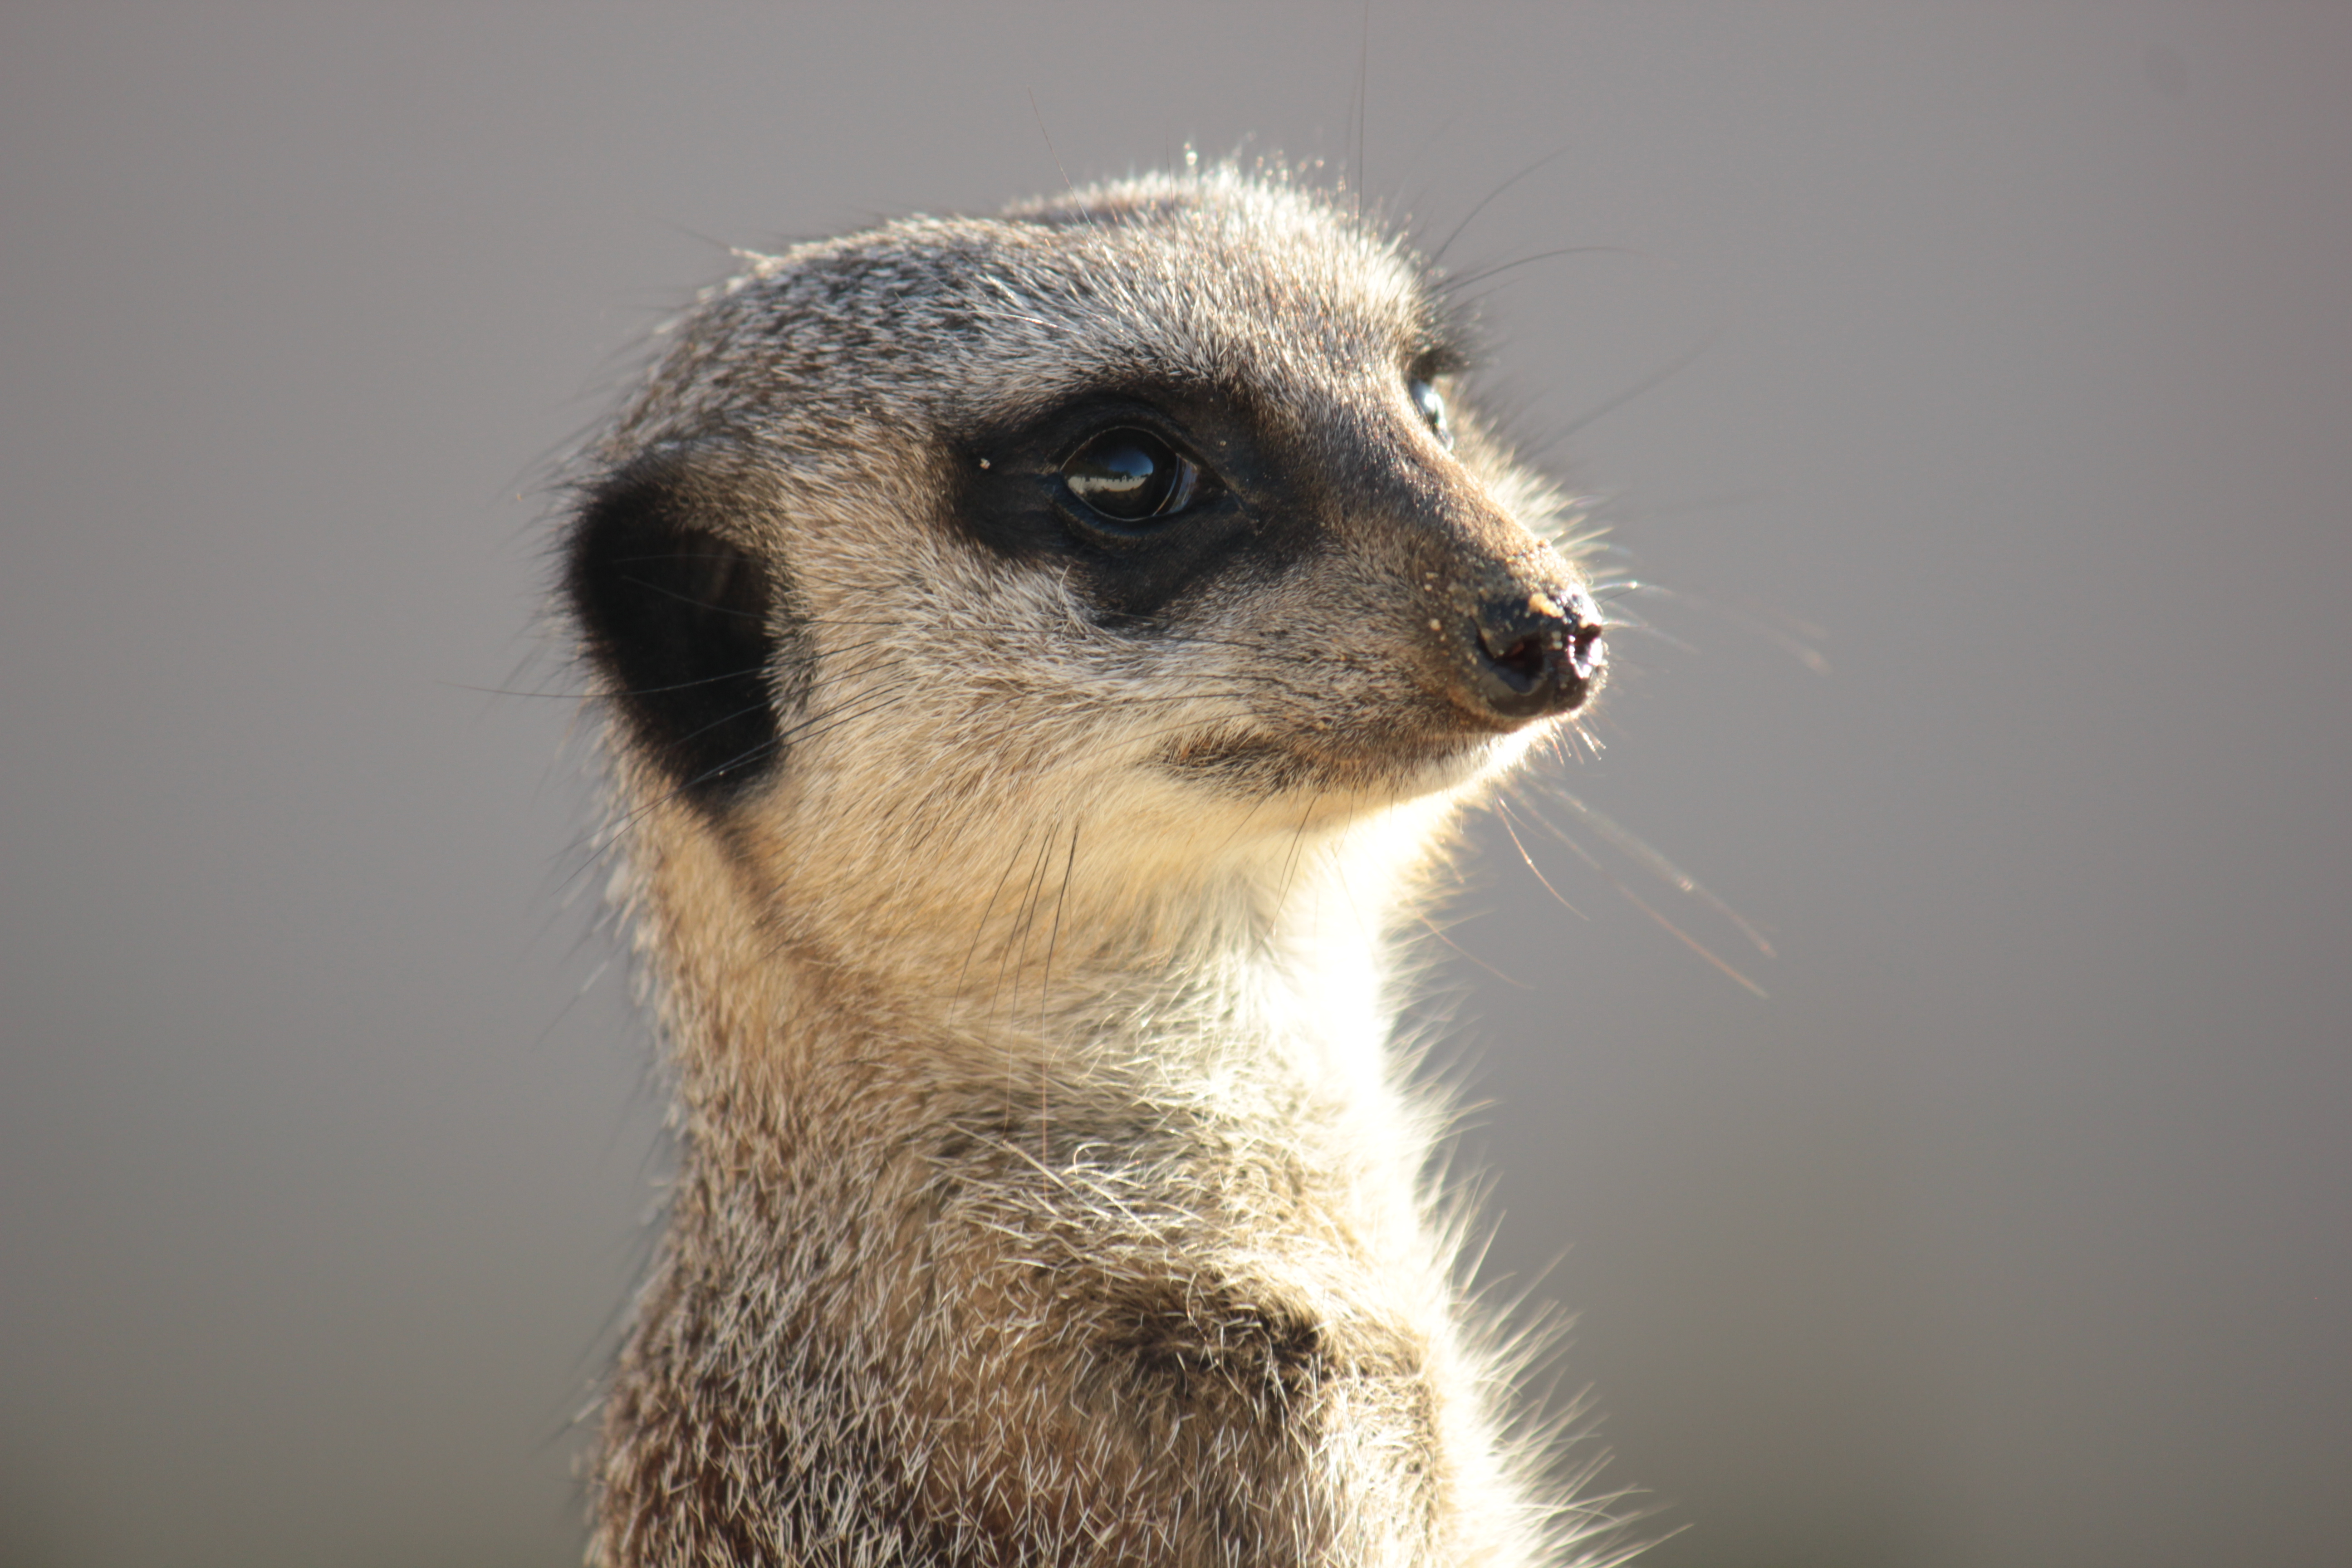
[633,794,1454,1144]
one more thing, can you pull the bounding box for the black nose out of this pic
[1467,587,1606,720]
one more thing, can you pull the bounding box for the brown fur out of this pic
[560,165,1624,1567]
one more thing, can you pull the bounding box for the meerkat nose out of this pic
[1465,585,1607,720]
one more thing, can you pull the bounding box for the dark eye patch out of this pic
[950,387,1313,624]
[566,449,803,806]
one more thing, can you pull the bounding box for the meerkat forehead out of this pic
[615,170,1449,453]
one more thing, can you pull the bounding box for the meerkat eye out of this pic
[1407,378,1453,450]
[1062,428,1200,523]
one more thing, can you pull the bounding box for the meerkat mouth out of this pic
[1154,720,1513,799]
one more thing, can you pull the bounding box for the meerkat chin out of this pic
[559,164,1617,1568]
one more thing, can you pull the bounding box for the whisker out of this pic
[1541,786,1773,958]
[1493,800,1589,922]
[1038,821,1081,1160]
[1550,328,1724,445]
[1553,826,1769,1000]
[1633,584,1831,675]
[1439,244,1646,296]
[1412,911,1533,991]
[1428,145,1574,266]
[955,827,1034,1024]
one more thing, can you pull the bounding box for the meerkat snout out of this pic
[1395,368,1606,725]
[1465,583,1607,720]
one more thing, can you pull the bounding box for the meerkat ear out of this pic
[565,447,794,804]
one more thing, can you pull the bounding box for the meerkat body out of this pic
[561,167,1615,1567]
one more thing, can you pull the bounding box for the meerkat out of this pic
[559,162,1618,1568]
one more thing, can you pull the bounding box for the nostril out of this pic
[1478,627,1548,690]
[1569,615,1606,681]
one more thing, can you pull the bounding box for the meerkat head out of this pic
[564,166,1605,988]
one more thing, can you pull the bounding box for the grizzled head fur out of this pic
[562,165,1625,1568]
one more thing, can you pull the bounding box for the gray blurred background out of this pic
[3,5,2346,1565]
